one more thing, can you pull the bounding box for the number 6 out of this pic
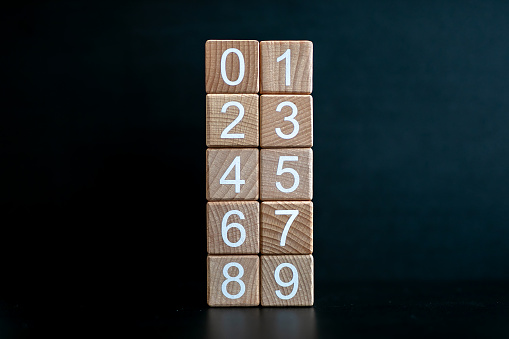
[221,210,246,247]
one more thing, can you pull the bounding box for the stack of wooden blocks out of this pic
[205,40,313,307]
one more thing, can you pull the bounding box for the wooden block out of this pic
[261,255,314,306]
[206,94,259,147]
[260,95,313,148]
[260,41,313,94]
[206,148,259,201]
[260,148,312,201]
[208,255,260,307]
[207,201,260,254]
[261,201,313,254]
[205,40,259,94]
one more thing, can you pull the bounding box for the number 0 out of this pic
[221,48,245,86]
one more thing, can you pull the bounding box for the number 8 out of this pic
[222,262,245,299]
[274,263,299,300]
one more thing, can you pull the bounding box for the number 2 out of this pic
[275,210,299,246]
[221,101,245,139]
[277,48,291,86]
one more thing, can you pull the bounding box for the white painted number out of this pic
[221,48,245,86]
[274,263,298,300]
[222,262,245,299]
[276,156,299,193]
[275,210,299,246]
[220,156,245,193]
[221,210,246,247]
[275,101,299,139]
[221,101,245,139]
[277,48,291,86]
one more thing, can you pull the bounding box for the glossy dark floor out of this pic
[1,282,507,338]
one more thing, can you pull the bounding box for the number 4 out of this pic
[220,156,245,193]
[275,210,299,246]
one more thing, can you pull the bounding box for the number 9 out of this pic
[274,263,299,300]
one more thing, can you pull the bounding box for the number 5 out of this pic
[276,156,299,193]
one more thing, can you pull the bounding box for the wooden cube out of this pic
[260,148,312,201]
[206,94,259,147]
[260,95,313,148]
[260,41,313,94]
[261,255,314,306]
[208,255,260,307]
[261,201,313,254]
[207,201,260,254]
[206,148,259,201]
[205,40,259,94]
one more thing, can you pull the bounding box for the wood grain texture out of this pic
[208,255,260,307]
[205,40,259,94]
[260,148,313,201]
[260,41,313,94]
[207,201,260,254]
[260,95,313,148]
[261,201,313,254]
[206,148,259,201]
[206,94,259,147]
[261,255,314,306]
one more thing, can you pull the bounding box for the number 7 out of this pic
[275,210,299,246]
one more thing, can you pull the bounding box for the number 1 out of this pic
[277,49,291,86]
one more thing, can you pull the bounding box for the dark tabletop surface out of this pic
[1,281,507,338]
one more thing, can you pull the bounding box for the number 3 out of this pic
[275,101,299,140]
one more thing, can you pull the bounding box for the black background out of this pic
[2,0,509,337]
